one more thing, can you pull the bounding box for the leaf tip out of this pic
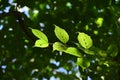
[28,27,32,30]
[76,31,80,34]
[53,24,57,28]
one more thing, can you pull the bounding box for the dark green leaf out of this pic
[107,44,118,57]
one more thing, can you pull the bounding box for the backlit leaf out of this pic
[77,32,93,49]
[53,42,67,52]
[34,39,49,48]
[96,17,103,28]
[76,58,90,71]
[64,47,82,57]
[84,49,95,55]
[75,43,95,55]
[54,25,69,44]
[31,28,48,42]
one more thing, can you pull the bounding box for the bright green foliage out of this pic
[77,32,93,49]
[53,42,82,57]
[84,49,95,55]
[75,43,84,50]
[54,25,69,44]
[76,58,90,71]
[34,39,49,48]
[31,28,48,42]
[75,43,95,55]
[96,17,104,28]
[64,47,82,57]
[31,28,49,48]
[53,42,67,52]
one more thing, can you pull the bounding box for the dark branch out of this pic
[0,11,35,44]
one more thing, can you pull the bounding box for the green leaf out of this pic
[34,39,49,48]
[76,58,90,71]
[64,47,82,57]
[54,25,69,44]
[53,42,67,52]
[84,49,95,55]
[107,44,118,57]
[31,28,48,42]
[75,43,84,50]
[75,43,95,55]
[96,17,103,28]
[77,32,93,49]
[98,50,107,57]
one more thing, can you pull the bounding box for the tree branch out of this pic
[0,11,35,44]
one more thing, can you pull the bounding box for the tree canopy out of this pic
[0,0,120,80]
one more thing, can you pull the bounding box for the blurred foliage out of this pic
[0,0,120,80]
